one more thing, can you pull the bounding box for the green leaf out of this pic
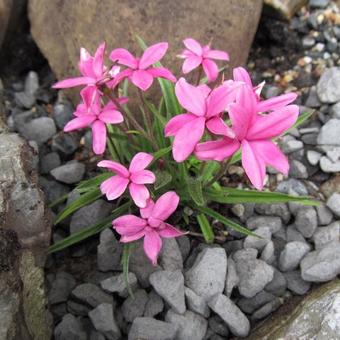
[229,150,241,165]
[152,146,172,162]
[291,111,314,131]
[195,205,258,237]
[76,173,112,193]
[187,177,204,206]
[122,243,134,298]
[49,202,131,253]
[196,213,214,243]
[205,187,319,205]
[200,161,220,183]
[154,170,173,190]
[135,35,181,118]
[54,188,103,225]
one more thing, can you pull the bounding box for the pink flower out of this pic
[179,38,229,82]
[112,191,185,265]
[109,42,176,91]
[63,87,126,155]
[98,152,156,208]
[195,85,299,190]
[232,67,297,112]
[53,42,114,89]
[164,78,236,162]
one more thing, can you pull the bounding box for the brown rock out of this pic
[0,91,52,339]
[28,0,262,100]
[320,174,340,199]
[263,0,308,20]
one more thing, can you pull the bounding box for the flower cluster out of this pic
[54,38,299,264]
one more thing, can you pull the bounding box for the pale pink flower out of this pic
[63,87,126,155]
[195,85,299,190]
[98,152,156,208]
[53,42,114,89]
[109,42,176,91]
[164,78,236,162]
[179,38,229,82]
[112,191,185,265]
[232,67,297,112]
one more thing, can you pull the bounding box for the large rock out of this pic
[0,101,52,339]
[263,0,308,20]
[28,0,262,99]
[245,280,340,339]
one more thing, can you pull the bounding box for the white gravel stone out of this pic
[316,67,340,103]
[243,227,272,250]
[307,150,322,165]
[184,287,210,317]
[208,294,250,338]
[279,241,311,272]
[312,221,340,249]
[295,207,318,238]
[326,193,340,217]
[185,248,227,301]
[317,118,340,145]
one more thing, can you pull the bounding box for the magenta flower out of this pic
[112,191,185,265]
[179,38,229,82]
[164,78,236,162]
[98,152,156,208]
[53,42,113,89]
[109,42,176,91]
[195,85,299,190]
[63,87,126,155]
[233,67,297,112]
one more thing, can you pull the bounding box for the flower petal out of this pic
[98,109,124,124]
[129,183,150,208]
[93,42,106,78]
[79,47,95,78]
[257,93,298,112]
[206,84,236,117]
[129,152,153,172]
[158,223,186,238]
[100,175,129,200]
[147,67,176,82]
[140,199,155,219]
[228,103,252,140]
[151,191,179,221]
[175,78,206,116]
[241,140,266,190]
[183,38,202,56]
[92,120,107,154]
[182,56,202,74]
[139,42,168,69]
[109,48,138,68]
[143,229,162,265]
[97,160,129,177]
[204,49,229,61]
[113,214,147,235]
[246,105,299,140]
[107,69,133,88]
[202,59,219,82]
[120,231,145,243]
[195,138,240,161]
[130,170,156,184]
[233,67,253,86]
[130,70,154,91]
[236,81,257,115]
[52,77,94,89]
[80,86,99,109]
[250,140,289,175]
[63,115,96,132]
[206,117,235,138]
[164,113,197,137]
[172,116,205,162]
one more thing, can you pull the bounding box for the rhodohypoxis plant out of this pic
[49,36,317,271]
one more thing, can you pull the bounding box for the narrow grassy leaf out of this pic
[196,213,214,243]
[194,205,258,237]
[187,177,204,206]
[49,202,130,253]
[200,161,220,183]
[152,146,172,162]
[205,187,319,205]
[154,170,173,190]
[122,243,134,298]
[54,188,102,225]
[76,173,112,193]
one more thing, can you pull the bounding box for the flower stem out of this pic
[137,89,153,136]
[205,158,231,187]
[196,67,203,86]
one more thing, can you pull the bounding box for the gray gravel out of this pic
[279,241,311,271]
[51,161,85,184]
[316,67,340,103]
